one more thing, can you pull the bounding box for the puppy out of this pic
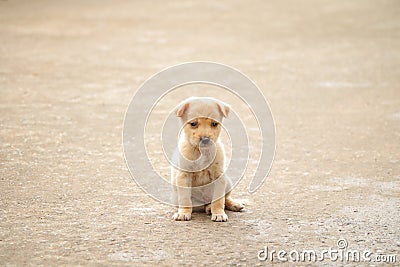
[171,97,244,222]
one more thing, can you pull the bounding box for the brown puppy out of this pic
[171,97,244,222]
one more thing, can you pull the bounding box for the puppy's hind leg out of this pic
[225,192,245,212]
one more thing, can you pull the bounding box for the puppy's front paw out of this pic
[172,212,192,221]
[205,204,211,215]
[211,213,228,222]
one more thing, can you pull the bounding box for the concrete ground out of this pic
[1,0,399,265]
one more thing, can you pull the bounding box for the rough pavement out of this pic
[1,0,399,265]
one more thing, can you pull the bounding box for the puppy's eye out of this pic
[211,122,219,127]
[189,121,198,128]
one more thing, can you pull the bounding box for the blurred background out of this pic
[1,0,399,265]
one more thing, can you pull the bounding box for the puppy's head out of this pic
[175,97,230,147]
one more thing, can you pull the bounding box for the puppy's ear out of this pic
[217,101,230,118]
[176,102,190,117]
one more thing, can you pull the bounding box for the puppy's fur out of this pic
[171,97,244,222]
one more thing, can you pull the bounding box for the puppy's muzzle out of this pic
[200,137,210,145]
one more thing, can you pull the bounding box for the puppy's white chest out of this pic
[194,147,214,171]
[192,169,212,186]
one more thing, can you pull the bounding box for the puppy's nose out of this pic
[200,137,210,145]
